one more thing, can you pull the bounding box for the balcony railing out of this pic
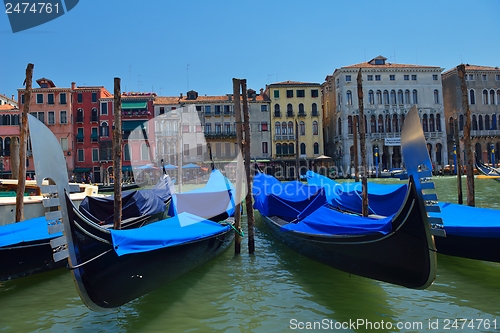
[204,131,237,139]
[274,111,281,117]
[298,112,306,117]
[286,112,294,117]
[274,135,296,141]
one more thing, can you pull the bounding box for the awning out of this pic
[122,101,147,110]
[122,120,147,131]
[73,167,91,173]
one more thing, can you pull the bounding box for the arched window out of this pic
[276,143,282,155]
[312,121,318,135]
[483,89,489,105]
[434,90,439,104]
[346,91,353,105]
[378,114,384,133]
[100,121,109,137]
[392,114,399,132]
[275,122,281,135]
[376,90,382,104]
[397,90,404,104]
[300,142,306,155]
[448,117,454,135]
[91,107,98,122]
[405,90,410,104]
[368,90,374,105]
[0,137,3,156]
[412,90,418,104]
[497,90,500,105]
[493,114,498,130]
[390,90,396,104]
[298,103,305,115]
[282,143,288,155]
[475,142,482,160]
[469,89,476,104]
[124,143,131,161]
[485,115,490,130]
[385,115,391,132]
[289,143,294,155]
[383,90,389,104]
[429,114,435,132]
[479,115,484,130]
[311,103,318,116]
[337,118,342,135]
[4,137,12,156]
[490,90,495,105]
[274,104,281,117]
[314,142,319,155]
[288,122,294,135]
[370,115,376,133]
[472,114,478,131]
[299,121,305,135]
[282,122,287,135]
[287,103,293,116]
[76,108,84,123]
[436,114,442,132]
[348,116,353,134]
[422,114,428,132]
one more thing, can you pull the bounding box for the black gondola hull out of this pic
[260,181,436,289]
[435,234,500,263]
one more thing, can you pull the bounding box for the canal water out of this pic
[0,177,499,332]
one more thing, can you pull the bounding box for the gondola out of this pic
[475,155,500,181]
[27,114,235,310]
[0,173,174,282]
[253,106,439,289]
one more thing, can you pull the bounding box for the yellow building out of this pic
[265,81,323,179]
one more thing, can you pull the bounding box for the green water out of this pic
[0,177,499,332]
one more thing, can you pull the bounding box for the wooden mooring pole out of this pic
[453,116,463,205]
[357,69,369,217]
[233,78,243,254]
[113,78,123,229]
[240,79,255,254]
[16,63,34,222]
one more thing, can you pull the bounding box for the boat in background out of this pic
[475,155,500,181]
[28,114,236,310]
[253,106,440,289]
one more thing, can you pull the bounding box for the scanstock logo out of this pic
[4,0,79,33]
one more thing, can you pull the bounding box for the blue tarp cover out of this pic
[0,217,61,247]
[168,170,236,218]
[80,175,173,224]
[252,172,327,220]
[282,205,393,235]
[109,212,230,256]
[305,171,407,217]
[430,202,500,237]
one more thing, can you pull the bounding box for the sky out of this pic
[1,0,499,100]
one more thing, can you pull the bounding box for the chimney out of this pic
[11,95,15,101]
[180,92,183,98]
[260,88,264,95]
[71,82,76,90]
[227,94,232,101]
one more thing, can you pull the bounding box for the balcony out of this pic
[311,111,319,117]
[204,131,237,140]
[274,111,281,118]
[298,112,306,117]
[286,111,294,117]
[274,135,296,141]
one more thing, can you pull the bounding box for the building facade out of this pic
[442,64,500,166]
[323,56,447,174]
[265,81,323,178]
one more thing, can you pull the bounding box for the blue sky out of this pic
[1,0,499,100]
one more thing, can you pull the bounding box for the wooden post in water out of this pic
[295,120,300,180]
[457,64,475,207]
[352,114,359,182]
[453,116,463,204]
[113,78,123,229]
[357,69,369,217]
[16,63,33,222]
[232,78,243,254]
[240,79,255,254]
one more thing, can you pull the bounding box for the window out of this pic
[299,121,305,135]
[224,122,231,134]
[276,143,282,155]
[411,75,417,80]
[21,94,25,104]
[141,143,150,160]
[92,92,97,103]
[60,110,67,124]
[297,89,305,97]
[77,93,82,103]
[404,75,409,81]
[159,107,165,115]
[312,121,318,135]
[300,143,306,155]
[467,74,474,81]
[483,89,489,105]
[274,90,280,98]
[345,75,351,82]
[197,144,202,155]
[76,108,84,123]
[101,102,108,115]
[274,104,281,117]
[367,75,373,81]
[282,122,287,135]
[434,90,439,104]
[224,105,231,114]
[311,103,318,116]
[298,103,305,115]
[261,105,268,112]
[260,122,268,131]
[275,122,281,135]
[405,90,410,104]
[482,74,488,81]
[376,90,382,104]
[36,94,43,104]
[346,91,352,105]
[204,105,211,114]
[77,149,84,162]
[215,123,221,133]
[433,75,438,81]
[368,90,374,104]
[48,111,55,125]
[262,142,268,154]
[91,108,98,122]
[76,128,84,143]
[92,148,99,162]
[311,89,319,98]
[375,75,381,81]
[288,121,294,135]
[287,104,293,117]
[383,90,389,104]
[469,89,476,104]
[390,75,395,81]
[100,122,109,137]
[91,128,98,142]
[48,93,54,105]
[398,90,404,104]
[390,90,396,104]
[60,93,67,104]
[183,124,190,133]
[214,105,221,114]
[412,90,418,104]
[286,90,293,98]
[60,137,68,151]
[314,142,319,155]
[183,144,189,156]
[205,123,211,133]
[124,144,131,161]
[31,111,44,123]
